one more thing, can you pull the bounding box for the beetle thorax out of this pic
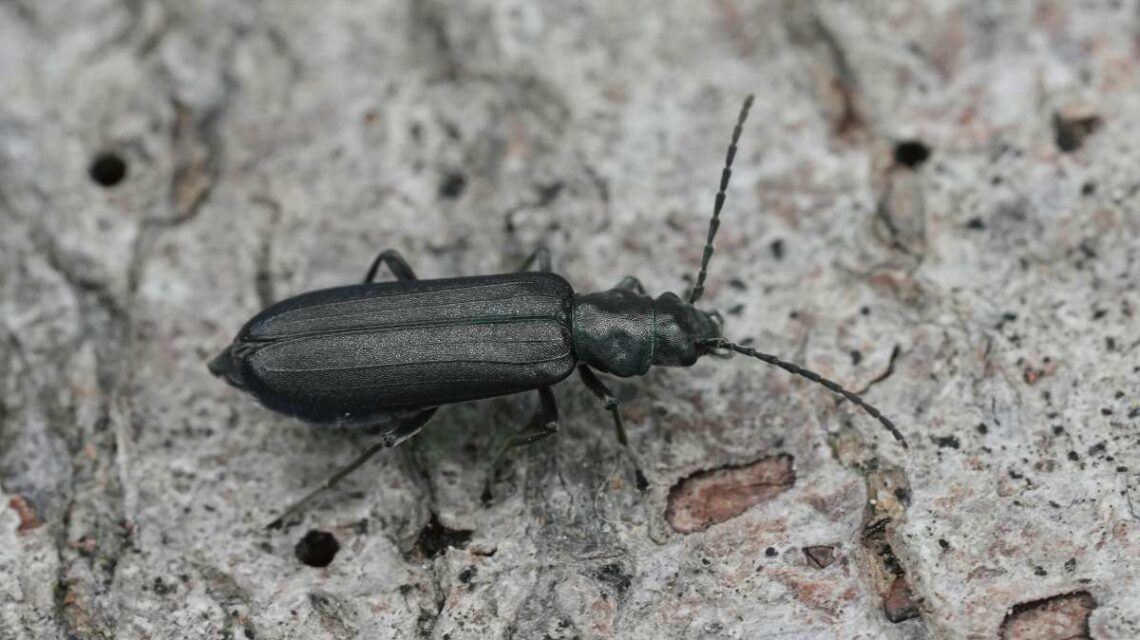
[571,290,719,377]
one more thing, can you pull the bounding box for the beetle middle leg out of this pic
[363,249,418,282]
[577,365,649,491]
[266,408,438,530]
[481,386,559,503]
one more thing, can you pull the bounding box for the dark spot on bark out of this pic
[882,576,919,622]
[999,591,1096,639]
[1054,112,1102,152]
[152,577,175,595]
[1087,442,1106,457]
[295,530,340,567]
[458,566,476,584]
[1068,451,1079,462]
[860,305,871,316]
[965,216,986,230]
[932,435,960,449]
[1034,566,1047,576]
[802,545,836,569]
[1081,181,1096,196]
[938,539,950,550]
[850,350,863,365]
[535,181,563,206]
[893,140,931,169]
[593,563,632,595]
[414,513,473,559]
[769,239,785,259]
[1064,558,1077,572]
[893,486,911,506]
[976,423,989,435]
[664,454,795,534]
[89,152,128,187]
[764,547,778,557]
[439,172,466,199]
[996,312,1018,331]
[728,277,747,290]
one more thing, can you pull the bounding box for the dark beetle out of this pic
[208,96,907,529]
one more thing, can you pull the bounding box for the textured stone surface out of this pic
[2,1,1139,638]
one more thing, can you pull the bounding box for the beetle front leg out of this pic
[516,246,552,273]
[363,249,418,283]
[578,365,649,491]
[266,408,438,530]
[481,386,558,503]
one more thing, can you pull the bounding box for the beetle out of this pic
[207,95,907,529]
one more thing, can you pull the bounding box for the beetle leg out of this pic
[266,408,438,530]
[577,365,649,491]
[363,249,418,283]
[516,246,552,273]
[481,387,558,503]
[614,275,645,294]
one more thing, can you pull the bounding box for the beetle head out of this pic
[651,292,722,367]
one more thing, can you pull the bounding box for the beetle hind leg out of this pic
[363,249,418,282]
[266,408,438,530]
[578,365,649,492]
[516,246,552,273]
[481,386,558,504]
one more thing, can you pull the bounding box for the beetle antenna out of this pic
[689,94,754,305]
[702,339,908,447]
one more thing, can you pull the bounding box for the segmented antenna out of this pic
[689,94,755,305]
[703,339,908,447]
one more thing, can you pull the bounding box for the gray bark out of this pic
[1,1,1137,638]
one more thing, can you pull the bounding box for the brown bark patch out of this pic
[8,496,43,532]
[999,591,1096,640]
[882,575,919,623]
[802,545,836,569]
[665,454,795,534]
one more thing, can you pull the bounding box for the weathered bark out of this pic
[2,1,1137,638]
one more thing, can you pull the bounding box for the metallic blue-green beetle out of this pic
[208,96,906,528]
